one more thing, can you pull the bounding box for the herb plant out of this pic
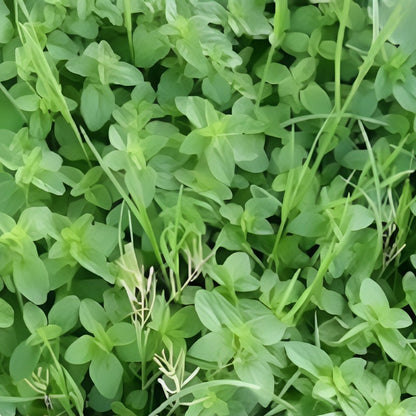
[1,0,416,415]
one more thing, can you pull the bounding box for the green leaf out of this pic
[85,184,113,210]
[18,207,54,240]
[0,298,13,328]
[312,379,337,400]
[378,308,412,329]
[148,295,170,333]
[47,30,80,60]
[347,205,374,231]
[9,341,41,380]
[157,69,193,109]
[176,38,209,76]
[206,137,235,185]
[245,196,278,219]
[48,295,80,333]
[107,322,136,346]
[380,0,416,54]
[125,390,148,411]
[175,96,218,128]
[286,212,328,237]
[376,327,415,368]
[195,290,242,332]
[0,172,25,215]
[319,40,337,60]
[347,80,377,117]
[73,246,114,283]
[35,324,62,343]
[23,302,47,333]
[79,298,108,335]
[215,224,249,251]
[133,26,170,68]
[109,62,143,86]
[300,83,332,114]
[339,149,369,170]
[14,94,40,112]
[285,341,333,378]
[359,279,389,316]
[13,255,49,305]
[222,252,260,292]
[228,0,271,36]
[33,171,66,195]
[291,57,316,84]
[339,358,366,385]
[374,66,392,100]
[256,62,291,85]
[65,334,97,364]
[166,306,201,338]
[283,32,310,55]
[90,351,123,399]
[220,203,243,224]
[403,272,416,315]
[0,16,13,44]
[228,134,266,164]
[202,74,232,105]
[234,358,274,407]
[112,401,136,416]
[320,288,346,315]
[275,143,307,172]
[81,83,115,131]
[0,90,25,131]
[125,166,156,208]
[240,300,286,345]
[393,81,416,113]
[0,61,16,82]
[188,329,234,365]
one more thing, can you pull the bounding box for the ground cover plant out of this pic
[1,0,416,415]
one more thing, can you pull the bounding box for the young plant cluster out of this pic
[1,0,416,415]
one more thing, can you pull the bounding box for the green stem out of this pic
[255,0,289,110]
[143,371,161,391]
[123,0,135,62]
[255,44,275,111]
[268,3,404,268]
[275,269,301,316]
[15,288,24,314]
[334,0,351,112]
[0,395,53,403]
[283,238,337,326]
[14,1,91,166]
[264,404,286,416]
[280,112,388,128]
[271,394,295,412]
[0,83,27,122]
[81,128,168,281]
[42,338,77,416]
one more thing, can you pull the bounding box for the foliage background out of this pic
[1,0,416,415]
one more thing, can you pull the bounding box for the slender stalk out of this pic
[268,2,405,268]
[334,0,351,112]
[0,83,27,122]
[255,0,289,110]
[255,44,275,111]
[81,127,168,281]
[358,120,382,213]
[14,0,91,165]
[280,112,388,128]
[282,237,337,326]
[42,338,78,416]
[123,0,135,62]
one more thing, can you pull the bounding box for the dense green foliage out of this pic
[1,0,416,415]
